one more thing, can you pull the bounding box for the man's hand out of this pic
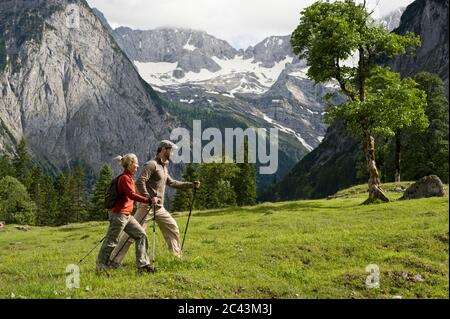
[193,181,201,189]
[148,197,160,205]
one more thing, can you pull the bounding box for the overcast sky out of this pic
[86,0,415,49]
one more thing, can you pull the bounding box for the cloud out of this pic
[87,0,415,49]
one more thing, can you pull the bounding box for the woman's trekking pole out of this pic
[181,187,197,252]
[151,203,157,273]
[77,235,110,277]
[77,236,106,265]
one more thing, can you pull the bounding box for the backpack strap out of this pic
[116,173,125,197]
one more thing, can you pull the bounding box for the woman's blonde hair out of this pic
[113,153,138,169]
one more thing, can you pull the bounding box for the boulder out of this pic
[401,175,446,200]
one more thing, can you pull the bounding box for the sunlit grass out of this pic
[0,183,448,299]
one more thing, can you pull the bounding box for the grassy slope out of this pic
[0,182,448,299]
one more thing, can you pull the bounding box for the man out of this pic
[108,140,200,267]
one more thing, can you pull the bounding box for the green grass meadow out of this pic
[0,183,448,299]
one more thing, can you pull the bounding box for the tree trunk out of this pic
[363,132,390,203]
[394,130,401,183]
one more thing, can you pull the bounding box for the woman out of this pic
[96,153,153,273]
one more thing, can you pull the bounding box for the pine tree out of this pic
[402,72,449,182]
[89,164,113,220]
[71,164,88,222]
[13,138,32,189]
[235,162,256,206]
[0,154,15,179]
[29,165,58,226]
[40,175,59,226]
[172,163,197,212]
[233,139,256,206]
[55,172,74,226]
[195,161,238,210]
[29,165,45,225]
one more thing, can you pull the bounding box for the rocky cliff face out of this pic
[0,0,173,175]
[114,27,237,75]
[243,35,294,68]
[390,0,449,95]
[378,6,406,31]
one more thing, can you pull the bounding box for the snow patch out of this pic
[222,93,235,98]
[323,81,339,89]
[180,99,195,104]
[306,109,318,115]
[261,112,314,152]
[133,56,293,95]
[288,68,309,79]
[152,86,167,93]
[287,82,308,104]
[183,35,197,51]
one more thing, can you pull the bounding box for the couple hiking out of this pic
[96,140,200,274]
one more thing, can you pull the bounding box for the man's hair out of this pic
[157,146,172,154]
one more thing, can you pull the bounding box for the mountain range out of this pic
[0,0,408,196]
[92,5,405,189]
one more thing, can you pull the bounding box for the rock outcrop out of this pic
[401,175,446,199]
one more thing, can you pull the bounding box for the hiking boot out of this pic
[138,264,155,274]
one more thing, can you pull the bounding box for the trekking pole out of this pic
[151,203,157,273]
[77,235,110,277]
[77,236,106,265]
[181,187,197,252]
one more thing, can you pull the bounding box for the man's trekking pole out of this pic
[181,187,197,252]
[151,203,157,273]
